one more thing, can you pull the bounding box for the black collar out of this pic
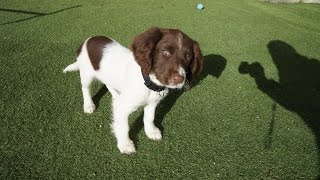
[142,73,165,92]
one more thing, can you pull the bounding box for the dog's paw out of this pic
[145,127,162,140]
[118,140,136,155]
[83,104,96,114]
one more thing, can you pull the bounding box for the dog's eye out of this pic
[161,50,171,57]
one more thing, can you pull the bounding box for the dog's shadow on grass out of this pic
[129,54,227,148]
[92,85,108,109]
[238,40,320,177]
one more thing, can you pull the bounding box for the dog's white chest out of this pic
[147,89,169,104]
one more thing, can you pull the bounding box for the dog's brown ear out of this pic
[131,27,162,75]
[187,41,204,86]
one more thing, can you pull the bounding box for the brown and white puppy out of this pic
[64,27,203,154]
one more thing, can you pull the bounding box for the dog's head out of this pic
[131,27,203,89]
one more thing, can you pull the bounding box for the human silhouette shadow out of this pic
[129,54,227,147]
[239,40,320,177]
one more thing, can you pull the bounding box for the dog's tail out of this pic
[63,62,79,73]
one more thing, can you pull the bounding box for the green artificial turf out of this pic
[1,0,320,179]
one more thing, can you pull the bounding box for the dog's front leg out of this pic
[111,97,137,154]
[144,103,162,140]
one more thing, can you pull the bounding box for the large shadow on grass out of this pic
[0,5,82,25]
[239,40,320,177]
[129,54,227,147]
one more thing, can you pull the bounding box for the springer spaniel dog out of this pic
[63,27,203,154]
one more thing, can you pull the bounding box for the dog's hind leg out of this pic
[80,71,96,114]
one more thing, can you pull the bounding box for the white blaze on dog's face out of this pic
[131,27,204,89]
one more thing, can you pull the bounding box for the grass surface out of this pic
[1,0,320,179]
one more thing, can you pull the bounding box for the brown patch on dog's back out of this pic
[86,36,113,70]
